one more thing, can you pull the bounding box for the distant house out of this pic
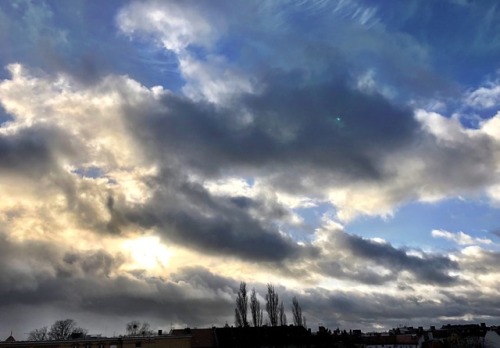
[170,328,215,348]
[0,334,190,348]
[4,324,498,348]
[1,327,311,348]
[427,324,488,347]
[362,334,424,348]
[4,335,15,343]
[213,325,311,348]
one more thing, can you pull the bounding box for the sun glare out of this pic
[122,236,172,271]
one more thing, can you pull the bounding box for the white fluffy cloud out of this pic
[117,1,215,53]
[114,1,500,224]
[466,78,500,109]
[117,1,253,105]
[431,229,493,246]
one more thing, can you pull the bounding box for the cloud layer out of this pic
[1,0,500,337]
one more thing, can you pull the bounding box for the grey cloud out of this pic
[315,229,459,286]
[0,233,125,304]
[1,232,499,335]
[0,125,89,186]
[106,195,128,235]
[61,250,124,278]
[170,266,238,293]
[228,196,287,221]
[115,0,500,228]
[125,70,418,186]
[121,170,317,263]
[0,124,121,235]
[119,67,483,267]
[0,99,318,264]
[298,286,500,330]
[417,133,498,194]
[229,196,254,209]
[456,248,500,274]
[0,127,60,176]
[341,233,458,285]
[317,260,396,285]
[0,237,237,331]
[239,72,418,183]
[0,233,61,295]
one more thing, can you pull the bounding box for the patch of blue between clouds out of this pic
[459,101,500,129]
[244,177,255,187]
[129,40,184,90]
[289,202,333,242]
[72,166,106,180]
[344,198,500,251]
[0,105,13,125]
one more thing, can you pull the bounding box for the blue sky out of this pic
[1,0,500,338]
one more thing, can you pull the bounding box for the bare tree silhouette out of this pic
[234,282,249,327]
[292,296,303,327]
[266,284,279,327]
[27,327,48,341]
[250,288,263,327]
[126,321,153,335]
[279,300,287,326]
[48,319,87,340]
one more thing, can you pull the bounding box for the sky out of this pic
[1,0,500,339]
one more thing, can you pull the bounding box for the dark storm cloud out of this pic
[0,233,125,305]
[0,126,63,176]
[301,287,500,329]
[342,233,458,285]
[0,233,60,295]
[0,123,90,189]
[170,266,237,292]
[316,260,396,285]
[240,71,418,184]
[3,0,500,336]
[76,269,236,326]
[62,250,124,278]
[120,170,317,263]
[0,236,236,328]
[111,65,422,263]
[125,70,417,183]
[1,230,499,333]
[316,229,459,286]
